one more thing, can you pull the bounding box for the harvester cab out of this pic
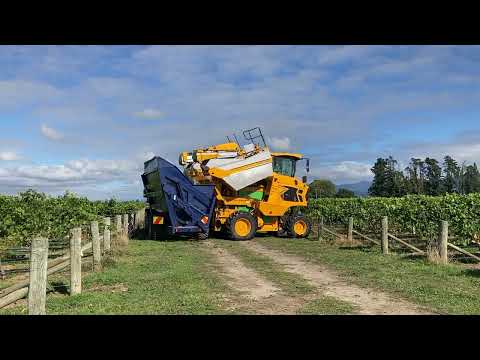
[142,127,312,241]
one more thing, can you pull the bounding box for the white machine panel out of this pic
[206,149,271,170]
[205,149,273,190]
[223,162,273,191]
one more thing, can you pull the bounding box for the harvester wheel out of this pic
[276,229,287,237]
[286,215,312,238]
[226,213,257,241]
[146,211,152,240]
[153,225,169,241]
[276,215,289,237]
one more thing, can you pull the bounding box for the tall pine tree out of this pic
[424,157,443,195]
[463,163,480,194]
[369,158,388,196]
[369,156,406,197]
[368,154,480,197]
[442,155,460,193]
[405,158,425,194]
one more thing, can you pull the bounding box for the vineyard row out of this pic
[0,190,144,248]
[306,193,480,246]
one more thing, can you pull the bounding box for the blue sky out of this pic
[1,45,480,200]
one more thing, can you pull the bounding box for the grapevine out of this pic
[0,190,145,248]
[307,194,480,246]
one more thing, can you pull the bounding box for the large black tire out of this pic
[276,229,287,237]
[145,209,169,241]
[145,210,152,240]
[286,214,312,238]
[226,213,257,241]
[153,225,169,241]
[276,215,289,237]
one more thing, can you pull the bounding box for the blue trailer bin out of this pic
[141,156,216,240]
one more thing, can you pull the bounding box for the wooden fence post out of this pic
[348,217,353,242]
[70,227,82,295]
[139,208,145,229]
[91,221,101,271]
[115,215,122,247]
[123,214,129,245]
[0,257,5,280]
[123,214,128,233]
[136,209,143,229]
[28,237,49,315]
[439,221,448,265]
[381,216,389,255]
[317,217,323,241]
[103,217,111,253]
[115,215,122,234]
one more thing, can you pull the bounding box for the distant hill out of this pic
[335,181,371,197]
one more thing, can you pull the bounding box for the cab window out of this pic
[272,157,296,177]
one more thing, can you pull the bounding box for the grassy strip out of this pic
[1,240,234,315]
[255,237,480,314]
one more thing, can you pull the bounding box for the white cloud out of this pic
[406,137,480,166]
[41,124,64,141]
[61,158,141,199]
[140,151,155,161]
[441,143,480,163]
[2,45,480,198]
[133,108,164,119]
[0,158,142,193]
[0,151,21,161]
[268,137,291,150]
[313,161,372,183]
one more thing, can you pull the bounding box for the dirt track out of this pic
[240,241,433,315]
[205,240,433,315]
[204,241,312,314]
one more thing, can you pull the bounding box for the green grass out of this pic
[298,296,358,315]
[1,240,235,315]
[7,234,476,314]
[0,237,359,315]
[255,237,480,314]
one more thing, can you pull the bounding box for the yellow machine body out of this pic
[179,134,310,238]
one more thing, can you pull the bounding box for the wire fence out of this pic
[0,208,146,314]
[307,214,480,265]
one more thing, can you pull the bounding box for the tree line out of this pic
[369,155,480,197]
[308,179,356,199]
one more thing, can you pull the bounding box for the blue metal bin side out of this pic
[142,157,216,237]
